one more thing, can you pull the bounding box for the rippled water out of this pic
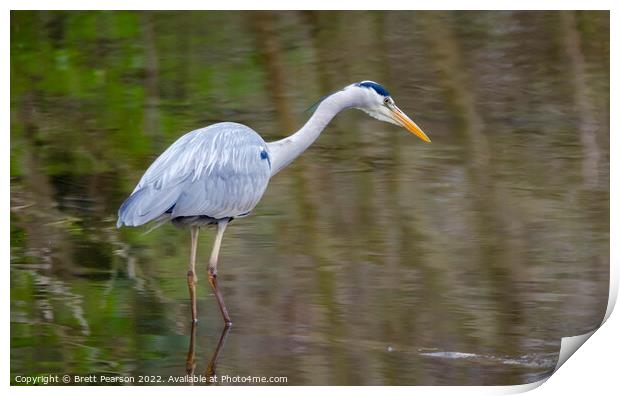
[10,11,609,385]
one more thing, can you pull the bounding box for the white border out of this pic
[2,0,616,11]
[4,2,616,395]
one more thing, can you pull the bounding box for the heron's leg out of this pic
[188,226,199,322]
[207,220,232,326]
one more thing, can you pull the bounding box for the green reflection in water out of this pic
[11,10,609,385]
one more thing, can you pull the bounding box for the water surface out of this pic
[10,11,609,385]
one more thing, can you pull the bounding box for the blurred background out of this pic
[10,11,609,385]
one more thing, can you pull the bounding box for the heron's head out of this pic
[349,80,431,143]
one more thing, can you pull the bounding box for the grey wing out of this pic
[117,122,271,227]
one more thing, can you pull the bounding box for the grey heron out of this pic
[117,81,430,325]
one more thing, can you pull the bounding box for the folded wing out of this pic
[117,122,271,228]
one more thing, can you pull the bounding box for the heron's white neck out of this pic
[267,89,359,176]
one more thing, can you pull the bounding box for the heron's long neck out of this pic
[267,90,356,176]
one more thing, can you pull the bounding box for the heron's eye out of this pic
[383,97,391,106]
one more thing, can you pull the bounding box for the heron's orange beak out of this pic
[391,107,431,143]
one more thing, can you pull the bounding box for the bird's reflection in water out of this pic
[185,322,231,385]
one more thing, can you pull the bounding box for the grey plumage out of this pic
[117,122,271,228]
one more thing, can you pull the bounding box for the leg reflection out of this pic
[185,321,197,378]
[206,325,231,381]
[184,322,231,385]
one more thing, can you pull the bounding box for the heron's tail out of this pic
[116,186,180,228]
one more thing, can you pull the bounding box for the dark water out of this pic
[10,11,609,385]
